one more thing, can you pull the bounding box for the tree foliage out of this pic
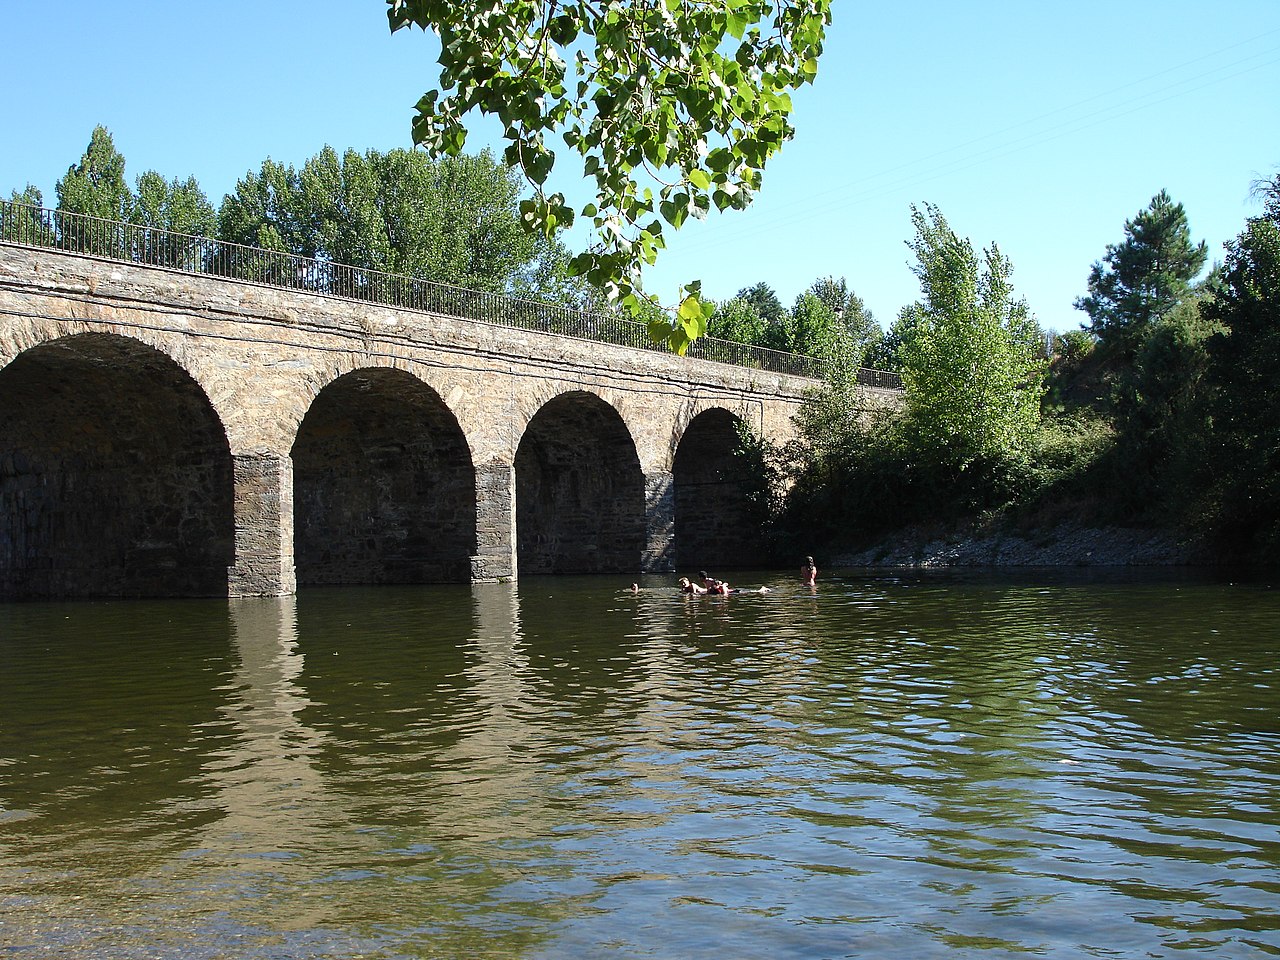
[17,127,597,308]
[770,214,1050,549]
[131,172,216,237]
[898,203,1044,468]
[386,0,832,353]
[3,185,46,246]
[1201,174,1280,556]
[1111,287,1220,510]
[863,313,907,373]
[51,126,217,260]
[708,296,767,345]
[734,281,786,326]
[53,126,133,256]
[55,125,132,223]
[787,290,838,357]
[787,288,872,370]
[217,157,312,256]
[8,184,43,208]
[131,171,217,266]
[806,275,880,362]
[509,234,610,308]
[218,146,541,292]
[710,186,1276,558]
[1076,189,1208,358]
[713,276,879,370]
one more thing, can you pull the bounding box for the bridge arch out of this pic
[0,332,234,598]
[672,406,767,571]
[515,390,645,575]
[291,366,476,584]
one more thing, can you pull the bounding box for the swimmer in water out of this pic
[700,571,730,595]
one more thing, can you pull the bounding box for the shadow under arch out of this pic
[291,367,476,584]
[0,332,234,599]
[673,406,766,570]
[516,391,644,575]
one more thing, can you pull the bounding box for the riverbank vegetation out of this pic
[736,177,1280,565]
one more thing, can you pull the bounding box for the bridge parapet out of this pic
[0,199,903,389]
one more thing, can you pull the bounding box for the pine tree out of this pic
[1076,189,1208,358]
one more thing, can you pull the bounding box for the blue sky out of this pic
[2,2,1277,332]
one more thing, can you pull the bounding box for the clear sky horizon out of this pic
[3,2,1277,333]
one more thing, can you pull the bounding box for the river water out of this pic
[1,570,1278,959]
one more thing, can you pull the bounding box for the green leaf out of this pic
[648,314,676,342]
[660,197,688,230]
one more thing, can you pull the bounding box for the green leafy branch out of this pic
[387,0,830,353]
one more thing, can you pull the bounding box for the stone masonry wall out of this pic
[0,244,899,597]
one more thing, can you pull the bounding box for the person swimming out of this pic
[700,571,730,595]
[681,573,770,596]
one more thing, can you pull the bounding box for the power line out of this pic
[668,35,1280,258]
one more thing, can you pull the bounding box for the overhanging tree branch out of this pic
[386,0,831,354]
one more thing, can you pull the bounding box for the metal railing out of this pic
[0,199,903,388]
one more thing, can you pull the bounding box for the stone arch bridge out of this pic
[0,241,896,599]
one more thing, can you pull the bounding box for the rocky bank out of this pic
[832,520,1208,568]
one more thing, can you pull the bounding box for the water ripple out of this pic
[1,574,1277,957]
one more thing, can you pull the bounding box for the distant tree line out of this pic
[707,276,885,371]
[4,125,603,310]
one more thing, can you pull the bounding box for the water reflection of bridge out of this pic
[188,587,708,931]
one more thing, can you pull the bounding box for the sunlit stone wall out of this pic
[0,244,898,597]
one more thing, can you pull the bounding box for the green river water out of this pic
[1,570,1277,958]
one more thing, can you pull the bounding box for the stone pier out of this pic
[229,453,297,598]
